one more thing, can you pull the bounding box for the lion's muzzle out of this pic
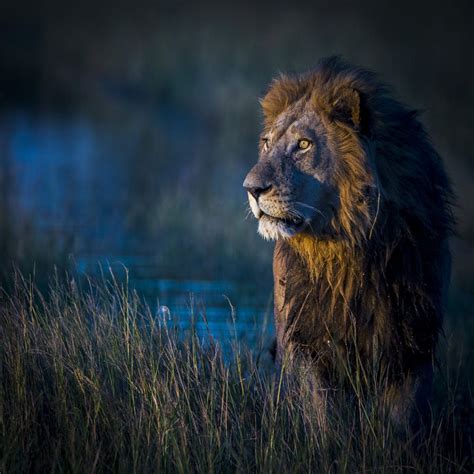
[243,170,307,240]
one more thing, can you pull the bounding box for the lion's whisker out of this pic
[294,201,326,217]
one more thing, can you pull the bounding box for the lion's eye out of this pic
[297,139,312,151]
[261,138,270,151]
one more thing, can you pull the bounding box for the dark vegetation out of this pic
[0,273,472,473]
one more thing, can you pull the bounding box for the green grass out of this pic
[0,272,472,473]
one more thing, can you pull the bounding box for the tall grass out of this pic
[0,272,472,473]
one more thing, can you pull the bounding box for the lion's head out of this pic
[244,57,453,248]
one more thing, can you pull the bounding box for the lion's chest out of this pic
[273,241,376,368]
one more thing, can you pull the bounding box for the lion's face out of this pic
[244,100,339,241]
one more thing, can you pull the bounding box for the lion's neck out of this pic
[290,234,364,282]
[286,234,369,319]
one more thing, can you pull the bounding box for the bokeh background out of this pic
[0,0,472,343]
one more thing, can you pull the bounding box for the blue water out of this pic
[2,110,274,350]
[75,255,274,350]
[3,111,128,252]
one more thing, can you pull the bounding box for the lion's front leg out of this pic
[281,349,332,432]
[384,362,433,436]
[306,368,332,433]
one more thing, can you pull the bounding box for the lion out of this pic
[243,56,455,433]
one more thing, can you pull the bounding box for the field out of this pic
[1,272,472,473]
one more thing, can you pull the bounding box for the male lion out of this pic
[243,57,454,432]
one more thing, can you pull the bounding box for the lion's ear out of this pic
[330,88,361,129]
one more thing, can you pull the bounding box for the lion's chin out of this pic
[257,214,306,241]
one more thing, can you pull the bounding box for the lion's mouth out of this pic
[259,212,307,233]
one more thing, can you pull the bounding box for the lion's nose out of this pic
[243,163,274,199]
[244,184,272,200]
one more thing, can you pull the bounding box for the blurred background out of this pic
[0,0,472,344]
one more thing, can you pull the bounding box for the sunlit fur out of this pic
[259,216,300,240]
[254,56,455,432]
